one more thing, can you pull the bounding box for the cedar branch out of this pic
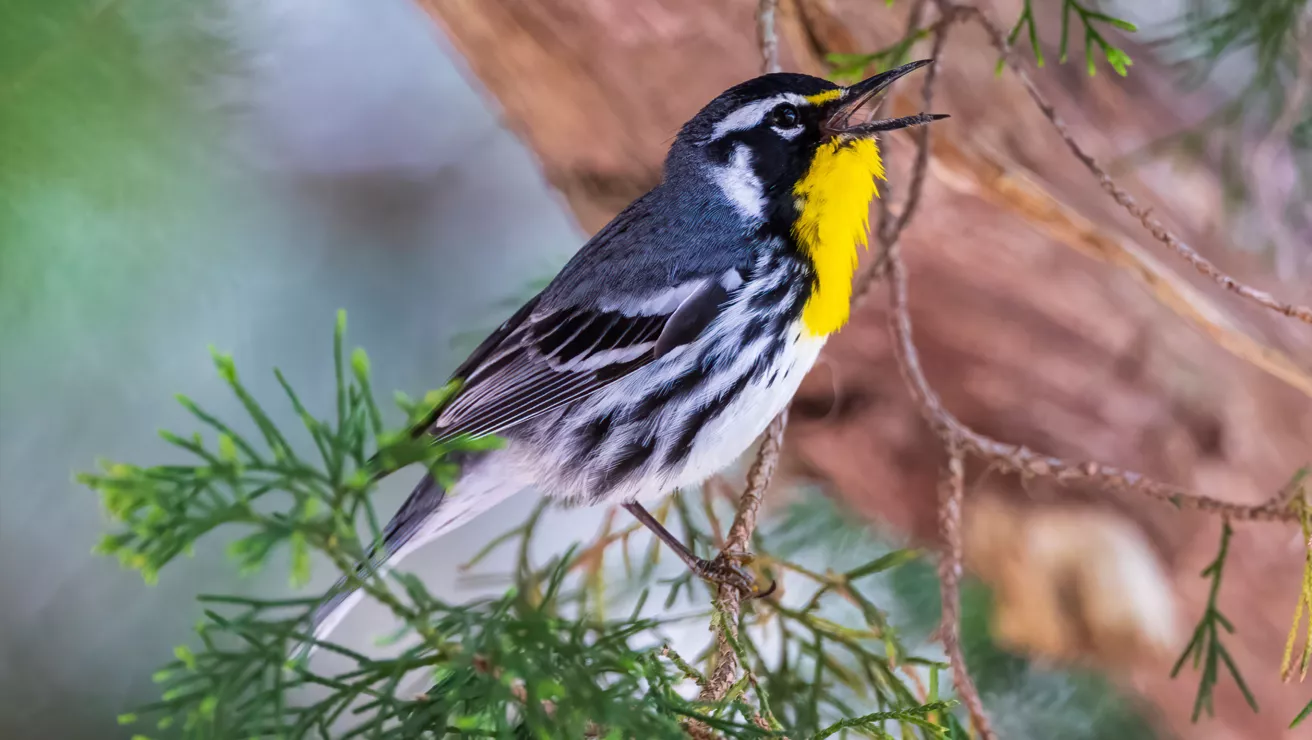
[868,9,999,738]
[924,136,1312,402]
[936,441,996,739]
[698,410,788,705]
[957,4,1312,326]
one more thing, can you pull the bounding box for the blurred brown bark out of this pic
[418,0,1312,736]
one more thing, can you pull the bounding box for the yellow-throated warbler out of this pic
[312,60,945,641]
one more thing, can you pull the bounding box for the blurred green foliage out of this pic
[839,523,1163,740]
[1169,522,1259,722]
[0,1,227,338]
[83,314,961,738]
[1137,0,1312,264]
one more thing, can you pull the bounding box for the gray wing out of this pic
[430,269,741,441]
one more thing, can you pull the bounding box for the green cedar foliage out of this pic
[83,313,959,739]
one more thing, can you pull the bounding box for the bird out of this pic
[310,60,946,644]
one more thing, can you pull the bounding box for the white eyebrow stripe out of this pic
[710,92,812,140]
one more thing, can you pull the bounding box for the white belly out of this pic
[656,330,824,499]
[543,320,827,505]
[509,307,827,507]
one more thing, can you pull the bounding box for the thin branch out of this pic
[936,443,995,740]
[848,9,1307,740]
[699,411,789,706]
[888,15,952,242]
[868,3,1303,524]
[886,246,1299,523]
[957,4,1312,326]
[724,412,787,558]
[569,517,643,574]
[858,9,959,302]
[848,11,999,737]
[926,135,1312,402]
[758,0,781,75]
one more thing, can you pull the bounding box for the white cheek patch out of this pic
[711,144,765,221]
[711,92,810,140]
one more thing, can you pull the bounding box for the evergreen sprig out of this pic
[1280,474,1312,683]
[82,313,957,739]
[1000,0,1137,76]
[1171,0,1309,86]
[827,29,932,84]
[1294,696,1312,729]
[80,310,491,590]
[825,2,1138,89]
[1281,473,1312,729]
[1117,0,1312,266]
[1170,521,1260,722]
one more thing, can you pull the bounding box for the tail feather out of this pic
[307,471,445,647]
[301,452,523,654]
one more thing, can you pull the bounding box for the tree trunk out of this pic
[418,0,1312,736]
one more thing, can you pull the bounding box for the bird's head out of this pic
[667,60,944,221]
[667,60,945,336]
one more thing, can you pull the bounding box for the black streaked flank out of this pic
[628,361,709,421]
[663,371,755,468]
[739,314,769,346]
[746,348,774,381]
[749,274,793,311]
[600,433,659,491]
[575,409,617,458]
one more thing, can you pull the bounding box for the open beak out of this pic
[823,59,948,139]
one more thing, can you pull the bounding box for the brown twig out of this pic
[888,14,951,242]
[758,0,781,75]
[956,4,1312,326]
[887,246,1299,522]
[872,4,1301,525]
[698,411,789,705]
[864,7,1310,730]
[723,411,787,558]
[850,9,1000,737]
[857,8,958,301]
[936,443,996,739]
[568,517,644,574]
[925,135,1312,402]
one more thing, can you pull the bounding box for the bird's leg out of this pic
[622,502,773,598]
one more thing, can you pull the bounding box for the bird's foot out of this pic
[690,550,776,599]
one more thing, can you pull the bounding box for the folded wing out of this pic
[427,270,740,441]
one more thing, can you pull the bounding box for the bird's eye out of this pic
[768,103,800,129]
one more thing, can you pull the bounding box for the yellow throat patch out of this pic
[791,137,885,337]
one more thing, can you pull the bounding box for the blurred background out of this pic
[1,0,587,734]
[3,0,1312,737]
